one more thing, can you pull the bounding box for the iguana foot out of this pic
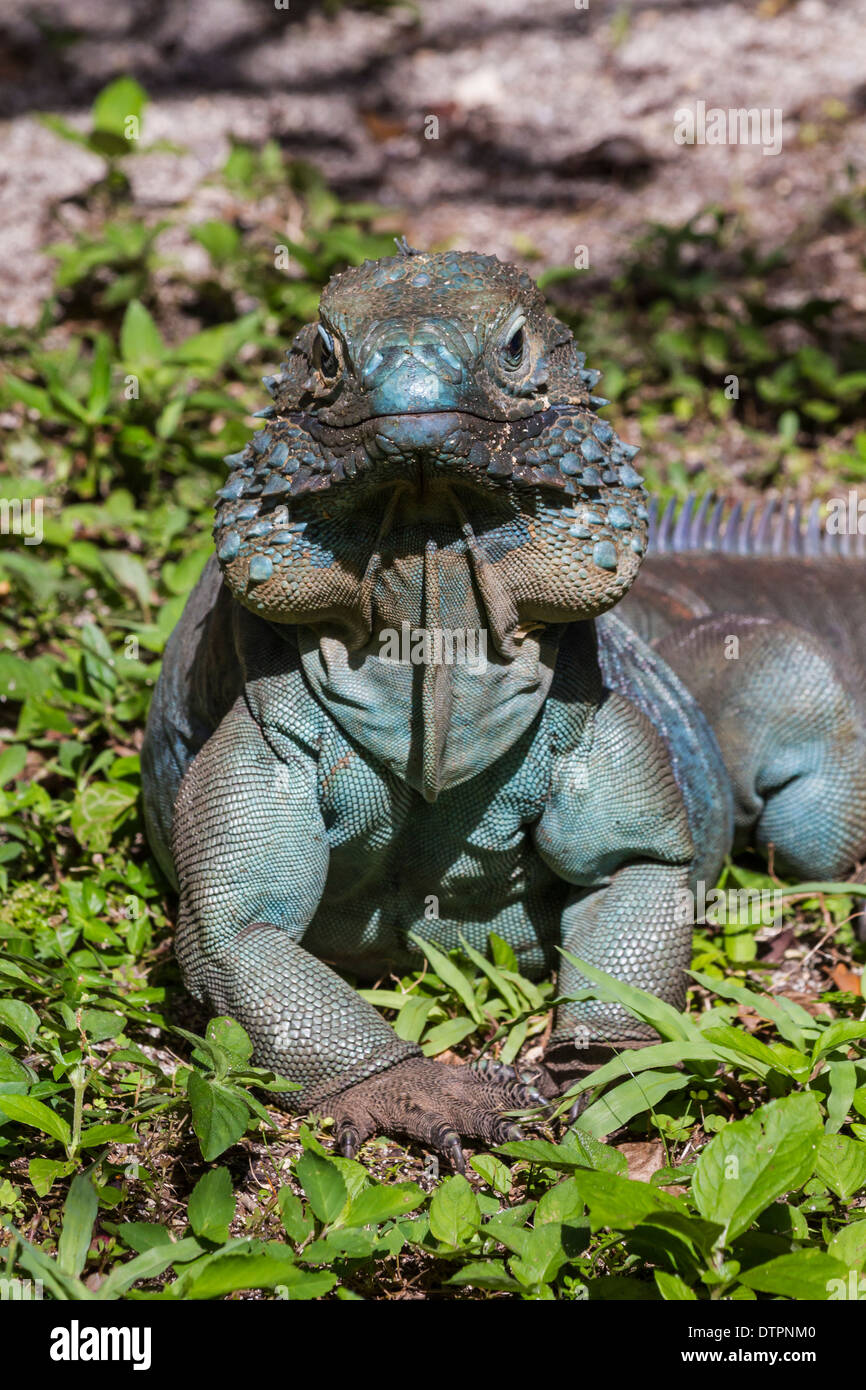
[326,1057,549,1172]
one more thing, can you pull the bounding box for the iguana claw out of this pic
[326,1056,543,1170]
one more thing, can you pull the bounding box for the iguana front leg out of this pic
[173,699,546,1166]
[535,691,696,1087]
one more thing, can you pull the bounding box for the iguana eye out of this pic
[314,324,339,379]
[500,317,527,371]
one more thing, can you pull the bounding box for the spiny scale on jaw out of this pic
[212,248,648,635]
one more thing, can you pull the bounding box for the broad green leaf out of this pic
[828,1219,866,1270]
[0,1000,39,1046]
[188,1167,236,1243]
[180,1248,328,1301]
[655,1269,697,1300]
[92,76,147,138]
[345,1182,424,1227]
[0,1093,71,1147]
[191,219,241,264]
[428,1174,480,1247]
[102,552,153,608]
[576,1070,692,1139]
[206,1017,253,1067]
[187,1071,250,1161]
[576,1171,686,1232]
[29,1158,75,1197]
[469,1153,513,1195]
[692,1093,822,1241]
[447,1260,520,1291]
[815,1134,866,1201]
[70,781,138,853]
[535,1177,586,1226]
[295,1149,347,1225]
[120,299,163,366]
[58,1174,98,1278]
[0,745,27,785]
[507,1222,570,1287]
[739,1250,849,1300]
[495,1138,595,1170]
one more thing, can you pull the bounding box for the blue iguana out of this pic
[141,248,866,1168]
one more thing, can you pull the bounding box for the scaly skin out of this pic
[141,248,866,1167]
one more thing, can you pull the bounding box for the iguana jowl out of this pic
[142,248,866,1167]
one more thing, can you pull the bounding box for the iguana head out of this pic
[214,248,647,653]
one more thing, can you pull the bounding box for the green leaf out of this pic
[345,1182,424,1227]
[191,219,241,264]
[488,932,518,973]
[812,1020,866,1065]
[78,1123,137,1149]
[420,1015,477,1054]
[0,1094,71,1148]
[692,1093,822,1241]
[187,1072,250,1161]
[507,1222,570,1287]
[277,1189,314,1245]
[469,1153,513,1195]
[188,1166,236,1243]
[576,1171,686,1232]
[58,1174,98,1278]
[182,1249,333,1301]
[0,745,27,785]
[447,1260,521,1292]
[655,1269,697,1300]
[826,1061,857,1135]
[689,970,811,1049]
[394,993,438,1042]
[576,1070,692,1139]
[561,952,701,1041]
[295,1149,348,1225]
[70,781,138,852]
[120,298,163,367]
[739,1249,849,1300]
[428,1174,481,1247]
[87,333,113,419]
[828,1219,866,1270]
[409,932,483,1023]
[29,1158,75,1198]
[206,1017,253,1068]
[457,934,521,1014]
[0,1000,39,1046]
[815,1134,866,1201]
[98,1237,204,1299]
[102,552,154,608]
[92,76,147,139]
